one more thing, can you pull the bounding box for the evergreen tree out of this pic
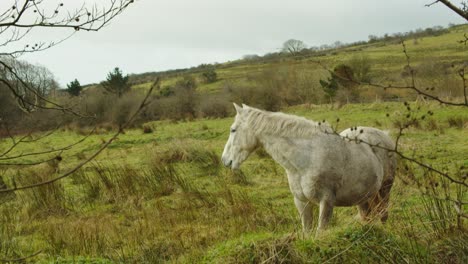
[101,67,130,97]
[319,76,338,100]
[66,79,82,96]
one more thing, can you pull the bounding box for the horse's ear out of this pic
[233,103,243,114]
[241,104,250,109]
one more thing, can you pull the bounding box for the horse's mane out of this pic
[242,106,332,138]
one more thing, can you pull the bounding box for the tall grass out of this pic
[0,102,466,263]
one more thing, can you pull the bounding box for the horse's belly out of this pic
[335,192,376,206]
[335,175,382,206]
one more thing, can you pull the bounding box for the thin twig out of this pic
[0,124,62,158]
[0,127,95,162]
[429,0,468,21]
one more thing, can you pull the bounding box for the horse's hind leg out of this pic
[361,178,394,223]
[378,178,394,222]
[358,201,372,222]
[294,197,313,235]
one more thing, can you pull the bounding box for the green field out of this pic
[1,101,467,263]
[1,23,468,263]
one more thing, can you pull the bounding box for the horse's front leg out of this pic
[294,197,313,235]
[316,194,335,237]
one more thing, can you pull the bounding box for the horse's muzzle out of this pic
[224,160,232,168]
[221,154,230,167]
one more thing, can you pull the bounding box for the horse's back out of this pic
[340,126,396,183]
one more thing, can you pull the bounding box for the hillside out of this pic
[70,24,468,127]
[128,24,467,95]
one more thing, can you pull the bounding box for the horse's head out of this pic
[221,103,259,169]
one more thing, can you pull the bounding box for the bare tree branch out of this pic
[0,250,42,263]
[0,0,134,31]
[0,128,94,162]
[0,0,135,113]
[426,0,468,21]
[459,33,468,46]
[0,154,62,166]
[0,123,62,158]
[458,66,468,105]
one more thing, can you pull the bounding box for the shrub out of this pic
[109,91,145,127]
[79,88,115,125]
[142,124,154,133]
[0,84,27,133]
[348,54,372,82]
[320,64,361,104]
[160,75,199,119]
[159,85,174,97]
[201,68,218,83]
[199,95,230,118]
[173,87,197,119]
[333,64,357,87]
[226,80,282,112]
[447,116,466,128]
[175,75,197,90]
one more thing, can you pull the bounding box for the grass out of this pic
[0,101,467,263]
[1,24,467,263]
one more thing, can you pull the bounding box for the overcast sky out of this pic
[14,0,467,86]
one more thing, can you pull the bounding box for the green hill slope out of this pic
[130,24,467,96]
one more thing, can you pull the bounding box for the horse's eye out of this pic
[230,128,236,133]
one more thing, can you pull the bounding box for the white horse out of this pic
[221,104,396,236]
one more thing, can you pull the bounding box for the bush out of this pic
[109,94,142,126]
[173,88,197,119]
[201,68,218,83]
[79,88,115,125]
[0,84,26,133]
[348,54,372,82]
[159,85,174,97]
[199,95,231,118]
[175,75,197,90]
[142,124,154,133]
[320,64,361,104]
[233,84,282,111]
[447,116,466,128]
[226,79,282,112]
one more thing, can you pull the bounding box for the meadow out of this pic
[1,23,467,263]
[0,101,467,263]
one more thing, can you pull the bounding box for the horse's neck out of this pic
[258,134,316,173]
